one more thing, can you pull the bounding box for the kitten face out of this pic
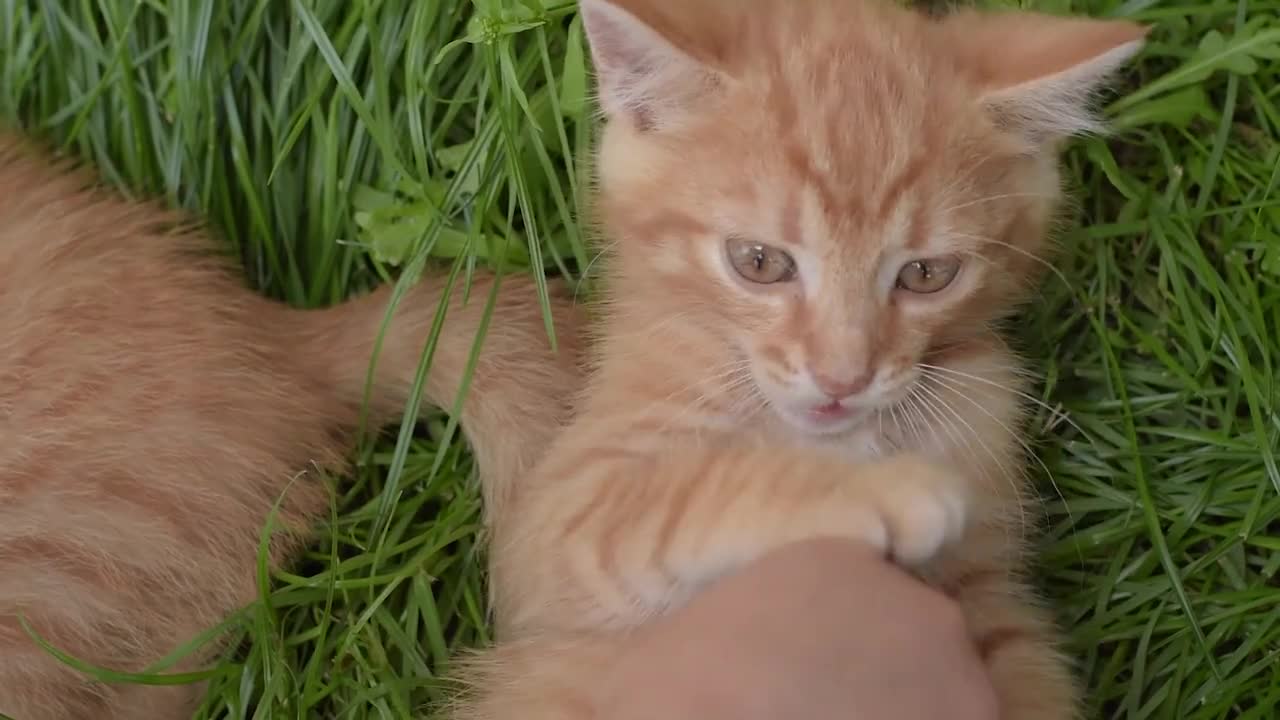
[584,0,1146,437]
[602,96,1048,436]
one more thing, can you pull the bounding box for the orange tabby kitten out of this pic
[0,132,582,720]
[450,0,1146,718]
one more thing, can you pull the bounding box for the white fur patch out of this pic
[579,0,715,127]
[985,39,1145,141]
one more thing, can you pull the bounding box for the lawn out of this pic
[2,0,1278,718]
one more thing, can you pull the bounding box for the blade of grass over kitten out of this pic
[2,0,1278,718]
[0,128,576,719]
[351,47,586,538]
[362,144,550,545]
[15,616,229,688]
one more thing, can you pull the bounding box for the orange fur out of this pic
[0,132,583,719]
[450,1,1147,719]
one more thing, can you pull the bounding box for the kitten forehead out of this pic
[661,3,980,230]
[593,0,1147,298]
[589,0,1148,173]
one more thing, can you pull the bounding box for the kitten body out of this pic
[450,1,1147,719]
[0,133,583,719]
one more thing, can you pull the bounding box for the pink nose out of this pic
[810,370,873,400]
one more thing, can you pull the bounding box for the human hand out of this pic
[597,538,998,720]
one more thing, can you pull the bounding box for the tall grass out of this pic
[2,0,1278,717]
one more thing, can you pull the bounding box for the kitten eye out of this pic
[896,256,961,294]
[726,237,797,285]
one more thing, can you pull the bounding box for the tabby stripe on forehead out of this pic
[876,153,931,222]
[783,143,842,220]
[628,211,712,242]
[781,186,803,248]
[765,75,799,136]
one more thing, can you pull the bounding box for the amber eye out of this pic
[896,256,962,294]
[726,237,797,284]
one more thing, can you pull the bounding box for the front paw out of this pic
[862,455,970,566]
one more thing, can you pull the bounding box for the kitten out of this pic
[448,0,1146,718]
[0,131,583,720]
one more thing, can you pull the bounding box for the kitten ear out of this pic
[579,0,719,129]
[945,11,1149,144]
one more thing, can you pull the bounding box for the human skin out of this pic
[597,539,1000,720]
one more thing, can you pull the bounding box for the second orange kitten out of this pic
[0,132,583,719]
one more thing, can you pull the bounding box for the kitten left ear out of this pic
[579,0,720,129]
[944,11,1150,144]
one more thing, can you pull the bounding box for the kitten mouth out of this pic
[808,401,853,422]
[779,401,868,436]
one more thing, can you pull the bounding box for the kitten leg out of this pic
[444,633,619,720]
[940,557,1082,720]
[495,446,970,635]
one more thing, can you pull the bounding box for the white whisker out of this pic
[917,370,1079,544]
[917,363,1083,438]
[947,230,1070,288]
[940,192,1058,214]
[902,390,934,451]
[625,358,755,431]
[912,379,1029,542]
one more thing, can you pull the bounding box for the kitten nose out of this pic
[810,369,873,401]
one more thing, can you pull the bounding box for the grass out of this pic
[1,0,1277,717]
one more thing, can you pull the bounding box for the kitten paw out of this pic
[866,455,970,566]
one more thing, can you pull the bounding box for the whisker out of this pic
[940,192,1058,214]
[887,403,906,452]
[626,359,756,430]
[652,361,765,433]
[922,343,1043,381]
[947,231,1070,288]
[902,390,933,451]
[912,379,1029,541]
[917,363,1084,438]
[918,372,1078,544]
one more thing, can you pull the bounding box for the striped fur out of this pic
[0,132,583,719]
[448,1,1146,719]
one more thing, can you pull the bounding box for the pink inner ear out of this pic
[580,1,651,83]
[943,11,1149,91]
[578,0,724,128]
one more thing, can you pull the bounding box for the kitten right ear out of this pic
[579,0,719,129]
[941,10,1148,145]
